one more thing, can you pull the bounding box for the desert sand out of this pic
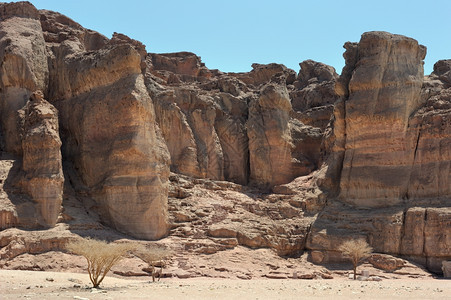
[1,270,450,300]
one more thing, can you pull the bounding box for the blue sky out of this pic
[14,0,451,74]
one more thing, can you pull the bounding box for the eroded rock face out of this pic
[0,2,48,154]
[406,74,451,200]
[307,32,451,273]
[18,91,63,227]
[368,253,406,271]
[148,55,324,188]
[0,2,449,275]
[167,173,316,257]
[338,31,427,207]
[247,83,293,187]
[48,42,170,239]
[247,82,320,187]
[0,7,172,240]
[290,60,338,130]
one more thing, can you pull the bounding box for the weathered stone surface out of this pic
[53,54,170,239]
[153,92,202,177]
[400,207,425,256]
[168,173,315,257]
[310,250,325,264]
[368,253,406,271]
[422,208,451,272]
[214,93,249,185]
[432,59,451,86]
[406,90,451,200]
[0,2,449,277]
[314,99,346,198]
[247,83,293,187]
[231,63,296,87]
[443,261,451,278]
[339,31,427,207]
[152,88,224,181]
[149,58,322,188]
[149,52,212,80]
[307,32,450,273]
[18,91,63,227]
[0,2,48,154]
[40,9,107,52]
[41,9,171,239]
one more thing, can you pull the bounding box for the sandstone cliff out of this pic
[0,2,449,276]
[308,32,451,273]
[0,2,170,239]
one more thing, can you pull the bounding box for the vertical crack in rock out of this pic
[405,119,423,199]
[423,208,428,257]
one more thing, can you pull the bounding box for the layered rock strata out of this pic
[0,2,170,239]
[0,2,449,275]
[41,9,171,239]
[337,32,427,207]
[308,32,451,273]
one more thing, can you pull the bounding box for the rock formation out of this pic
[307,32,451,273]
[18,91,63,227]
[0,2,170,239]
[0,2,449,276]
[147,53,323,188]
[0,1,48,154]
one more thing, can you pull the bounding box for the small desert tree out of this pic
[136,244,172,282]
[338,238,373,280]
[66,238,136,288]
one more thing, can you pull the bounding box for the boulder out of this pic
[368,253,406,271]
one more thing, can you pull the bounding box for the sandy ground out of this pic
[1,270,450,299]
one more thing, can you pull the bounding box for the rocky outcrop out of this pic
[151,88,225,181]
[247,83,293,187]
[247,81,320,187]
[0,2,449,276]
[0,4,171,240]
[47,41,170,239]
[290,60,338,130]
[149,52,213,82]
[18,91,63,227]
[338,31,427,207]
[307,32,451,273]
[443,261,451,278]
[406,63,451,200]
[0,2,48,154]
[231,63,296,87]
[368,253,406,271]
[148,55,324,188]
[167,173,316,257]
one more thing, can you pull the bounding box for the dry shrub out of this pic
[136,244,172,282]
[338,238,373,280]
[66,238,136,288]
